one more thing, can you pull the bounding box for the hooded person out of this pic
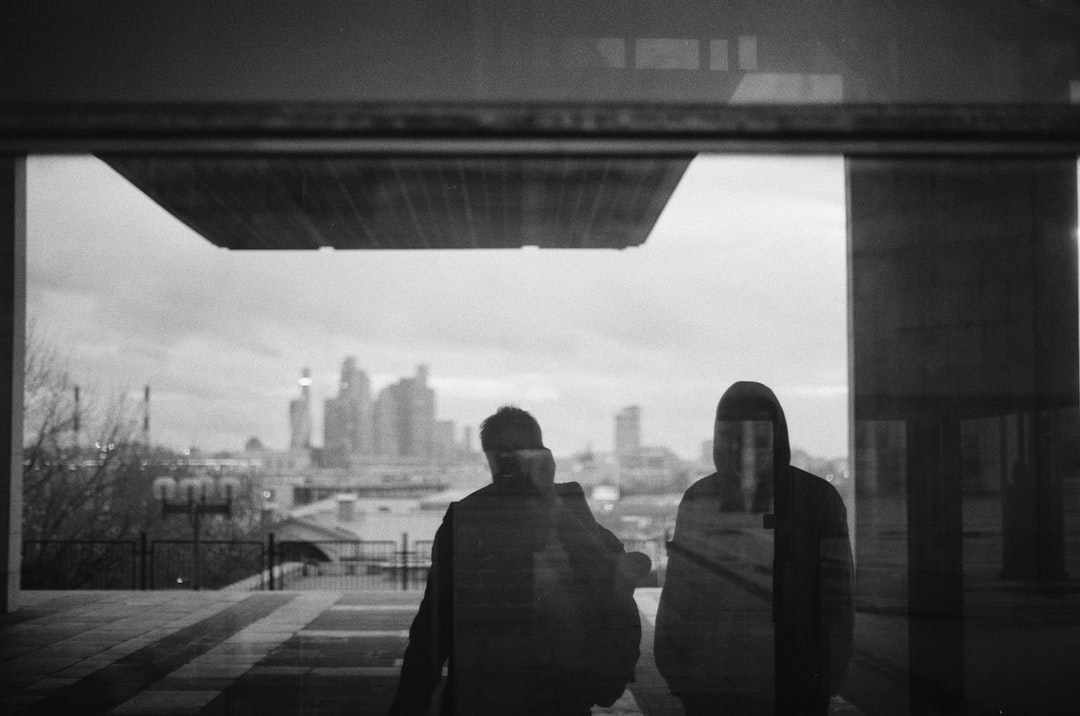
[654,382,854,716]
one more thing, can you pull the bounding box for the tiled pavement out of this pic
[1,590,662,716]
[2,589,865,715]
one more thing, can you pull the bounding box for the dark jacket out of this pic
[389,477,625,716]
[654,382,854,706]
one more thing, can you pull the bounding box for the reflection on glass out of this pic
[656,382,853,716]
[23,152,1080,715]
[4,2,1080,105]
[849,156,1080,715]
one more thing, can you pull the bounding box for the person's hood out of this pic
[713,381,791,471]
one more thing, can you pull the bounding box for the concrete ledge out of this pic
[221,562,304,591]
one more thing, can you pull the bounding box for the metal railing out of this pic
[273,539,411,590]
[22,532,667,591]
[21,539,138,590]
[150,539,266,590]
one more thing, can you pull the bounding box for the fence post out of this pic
[401,532,409,590]
[139,532,148,590]
[267,533,276,591]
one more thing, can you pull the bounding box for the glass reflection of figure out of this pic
[655,382,854,716]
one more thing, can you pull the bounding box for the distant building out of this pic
[560,448,618,489]
[323,357,374,467]
[374,365,436,460]
[403,365,436,459]
[614,405,641,455]
[288,368,313,450]
[373,387,400,457]
[316,360,458,467]
[272,491,456,572]
[617,445,689,494]
[611,405,689,492]
[434,419,457,461]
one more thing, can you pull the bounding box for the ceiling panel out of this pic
[103,156,691,250]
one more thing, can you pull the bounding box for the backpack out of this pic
[533,490,651,708]
[450,482,649,712]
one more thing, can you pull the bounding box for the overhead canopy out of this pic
[103,156,691,250]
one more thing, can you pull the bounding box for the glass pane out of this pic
[3,1,1079,106]
[22,152,1080,714]
[25,154,849,714]
[848,156,1080,715]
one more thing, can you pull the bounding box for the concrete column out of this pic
[904,415,964,711]
[0,156,26,613]
[848,156,1078,712]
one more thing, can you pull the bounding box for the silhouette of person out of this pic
[389,405,641,716]
[654,382,854,716]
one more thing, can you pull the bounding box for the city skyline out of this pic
[27,154,850,460]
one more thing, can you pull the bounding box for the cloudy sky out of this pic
[27,154,848,460]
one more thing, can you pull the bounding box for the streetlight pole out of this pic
[153,474,238,590]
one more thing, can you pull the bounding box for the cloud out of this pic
[27,154,849,459]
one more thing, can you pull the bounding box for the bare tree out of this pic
[20,328,151,587]
[22,328,147,544]
[21,328,268,588]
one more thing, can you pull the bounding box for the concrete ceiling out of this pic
[103,155,691,250]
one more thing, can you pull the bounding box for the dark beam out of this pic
[0,156,25,613]
[0,104,1078,156]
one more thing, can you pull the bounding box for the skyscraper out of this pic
[374,365,436,459]
[323,357,374,466]
[403,365,436,458]
[614,405,641,456]
[434,419,457,461]
[373,386,401,457]
[289,368,313,449]
[316,359,446,465]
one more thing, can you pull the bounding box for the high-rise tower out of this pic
[323,357,374,466]
[614,405,641,456]
[289,368,313,449]
[374,364,436,459]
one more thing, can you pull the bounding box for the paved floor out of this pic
[0,590,663,716]
[2,589,870,716]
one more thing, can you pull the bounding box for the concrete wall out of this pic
[848,156,1080,714]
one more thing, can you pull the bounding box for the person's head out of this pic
[713,382,791,478]
[479,405,544,480]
